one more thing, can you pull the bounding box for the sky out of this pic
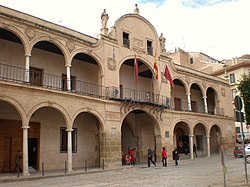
[0,0,249,60]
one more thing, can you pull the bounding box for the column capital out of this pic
[186,92,191,96]
[25,54,31,57]
[22,126,30,129]
[66,128,73,132]
[65,64,71,67]
[206,135,210,138]
[203,96,207,99]
[189,135,194,137]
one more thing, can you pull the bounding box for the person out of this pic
[148,147,156,167]
[101,9,109,29]
[128,147,135,165]
[172,147,179,166]
[162,147,167,167]
[193,144,198,157]
[13,150,22,172]
[183,141,188,155]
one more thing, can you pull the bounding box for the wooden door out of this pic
[3,137,12,172]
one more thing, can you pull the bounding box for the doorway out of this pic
[3,137,12,172]
[28,138,38,170]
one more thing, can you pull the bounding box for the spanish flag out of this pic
[153,51,158,80]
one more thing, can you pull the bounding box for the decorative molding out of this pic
[132,47,145,55]
[107,58,116,71]
[221,87,225,97]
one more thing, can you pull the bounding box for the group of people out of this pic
[148,144,197,167]
[148,146,180,167]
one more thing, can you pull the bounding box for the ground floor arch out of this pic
[210,124,222,155]
[72,112,101,168]
[121,110,161,165]
[193,123,207,157]
[174,122,191,155]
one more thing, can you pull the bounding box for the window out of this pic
[232,89,237,100]
[190,58,194,64]
[30,67,43,86]
[229,73,235,84]
[191,101,197,112]
[174,97,181,111]
[60,127,77,153]
[123,32,130,48]
[147,40,153,56]
[235,127,240,133]
[62,74,76,91]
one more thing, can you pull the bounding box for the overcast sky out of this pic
[1,0,249,60]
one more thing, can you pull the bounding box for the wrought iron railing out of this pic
[0,62,225,116]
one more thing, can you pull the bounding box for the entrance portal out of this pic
[28,138,38,170]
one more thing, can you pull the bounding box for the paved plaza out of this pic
[0,154,250,187]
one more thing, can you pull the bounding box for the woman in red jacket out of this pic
[162,147,167,167]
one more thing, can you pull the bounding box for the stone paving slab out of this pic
[0,155,250,187]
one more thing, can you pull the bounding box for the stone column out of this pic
[66,65,71,91]
[203,96,208,113]
[189,135,194,160]
[186,93,191,111]
[100,132,106,169]
[25,55,30,83]
[67,128,73,173]
[22,124,30,176]
[206,136,211,157]
[154,135,162,162]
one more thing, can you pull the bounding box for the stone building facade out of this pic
[0,5,235,176]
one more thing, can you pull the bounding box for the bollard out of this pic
[17,162,20,178]
[102,158,104,170]
[42,162,44,176]
[85,160,87,172]
[65,161,67,174]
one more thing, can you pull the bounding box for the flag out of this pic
[164,64,174,87]
[153,51,158,80]
[134,53,139,82]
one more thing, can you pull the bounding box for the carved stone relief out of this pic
[132,38,144,48]
[107,57,116,71]
[25,27,35,41]
[66,41,75,53]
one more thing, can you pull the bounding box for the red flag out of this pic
[164,64,174,87]
[153,51,158,80]
[134,53,139,82]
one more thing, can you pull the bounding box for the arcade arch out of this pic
[121,110,161,164]
[210,124,222,154]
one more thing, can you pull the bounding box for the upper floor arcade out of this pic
[0,5,233,118]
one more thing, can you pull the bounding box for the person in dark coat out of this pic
[13,150,22,172]
[148,147,156,167]
[193,144,198,157]
[172,147,179,166]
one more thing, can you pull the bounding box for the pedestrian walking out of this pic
[13,150,22,172]
[193,144,198,157]
[172,147,179,166]
[128,147,135,165]
[162,147,167,167]
[148,147,156,167]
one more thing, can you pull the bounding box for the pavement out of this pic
[1,154,250,187]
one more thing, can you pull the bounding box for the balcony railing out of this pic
[0,62,225,116]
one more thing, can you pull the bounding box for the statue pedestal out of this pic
[100,28,108,36]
